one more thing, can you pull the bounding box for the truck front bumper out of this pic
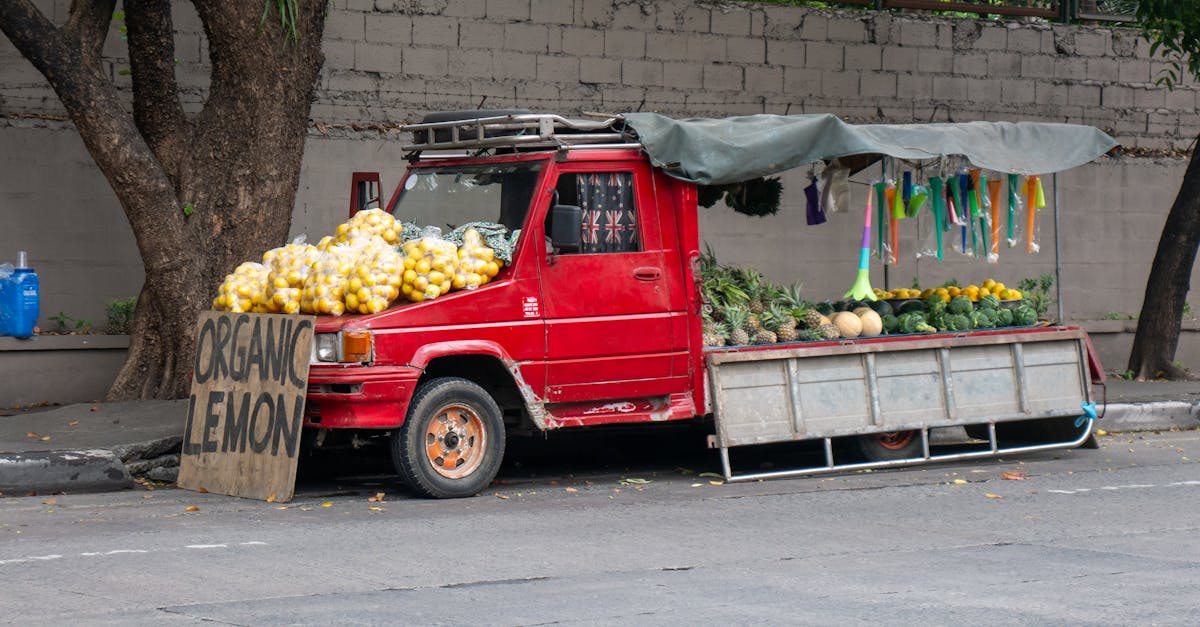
[304,364,422,429]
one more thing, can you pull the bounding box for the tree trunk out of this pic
[0,1,327,399]
[1127,138,1200,380]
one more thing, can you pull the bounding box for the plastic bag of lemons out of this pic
[213,262,271,313]
[453,228,502,290]
[399,227,459,303]
[327,208,402,247]
[263,241,322,314]
[344,237,404,314]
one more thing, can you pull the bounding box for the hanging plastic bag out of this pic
[1006,173,1024,249]
[820,159,850,214]
[805,176,826,225]
[1026,175,1046,253]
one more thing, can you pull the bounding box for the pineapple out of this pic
[799,327,825,342]
[738,268,768,315]
[818,322,840,340]
[701,311,727,347]
[800,308,825,330]
[723,305,751,346]
[771,304,799,343]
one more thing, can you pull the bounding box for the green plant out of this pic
[1017,274,1055,319]
[1120,369,1135,380]
[50,311,92,334]
[1105,311,1123,320]
[105,297,137,334]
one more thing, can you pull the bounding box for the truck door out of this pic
[538,163,690,404]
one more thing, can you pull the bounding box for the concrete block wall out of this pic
[0,1,1195,364]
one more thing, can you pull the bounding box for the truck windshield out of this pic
[393,162,542,233]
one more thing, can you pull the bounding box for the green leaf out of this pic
[183,202,195,217]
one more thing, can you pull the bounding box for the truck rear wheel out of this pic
[392,377,505,499]
[855,430,923,461]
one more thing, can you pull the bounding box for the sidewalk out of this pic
[0,380,1197,495]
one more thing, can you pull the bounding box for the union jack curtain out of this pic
[577,172,638,254]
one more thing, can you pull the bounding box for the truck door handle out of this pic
[633,267,661,281]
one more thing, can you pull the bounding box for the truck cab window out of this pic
[548,172,639,254]
[392,162,542,233]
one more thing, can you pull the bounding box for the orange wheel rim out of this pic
[425,404,487,479]
[875,430,917,450]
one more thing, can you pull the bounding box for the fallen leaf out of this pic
[196,487,208,494]
[185,505,200,512]
[495,493,509,500]
[373,492,386,502]
[709,480,724,486]
[142,494,154,499]
[698,472,723,479]
[565,487,578,493]
[43,499,56,505]
[984,493,1003,499]
[25,432,37,438]
[90,406,98,412]
[620,477,650,485]
[691,483,704,487]
[549,480,559,486]
[953,479,968,484]
[1002,471,1028,481]
[266,493,276,503]
[39,436,50,442]
[321,502,333,508]
[275,506,289,510]
[369,506,383,512]
[67,420,79,427]
[1096,429,1108,436]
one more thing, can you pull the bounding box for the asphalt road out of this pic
[1,428,1198,625]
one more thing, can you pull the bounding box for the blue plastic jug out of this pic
[0,251,39,338]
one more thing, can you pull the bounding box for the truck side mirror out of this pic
[350,172,382,218]
[550,204,582,253]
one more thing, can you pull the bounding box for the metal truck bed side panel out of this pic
[707,328,1089,448]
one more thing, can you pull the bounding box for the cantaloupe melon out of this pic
[856,308,883,337]
[831,311,862,338]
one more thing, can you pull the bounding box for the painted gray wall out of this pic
[1,1,1196,400]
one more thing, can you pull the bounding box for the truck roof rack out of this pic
[400,113,640,155]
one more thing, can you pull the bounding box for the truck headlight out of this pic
[314,333,339,362]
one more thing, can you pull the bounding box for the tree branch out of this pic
[124,0,188,184]
[0,0,77,88]
[62,0,117,63]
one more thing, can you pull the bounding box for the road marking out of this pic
[0,542,268,567]
[0,554,62,565]
[1048,481,1200,495]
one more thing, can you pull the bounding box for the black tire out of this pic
[855,430,923,461]
[392,377,505,499]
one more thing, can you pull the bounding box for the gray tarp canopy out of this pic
[620,112,1119,186]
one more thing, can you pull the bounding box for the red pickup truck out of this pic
[305,112,1106,498]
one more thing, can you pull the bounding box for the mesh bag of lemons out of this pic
[213,209,505,315]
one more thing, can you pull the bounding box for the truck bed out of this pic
[705,326,1096,477]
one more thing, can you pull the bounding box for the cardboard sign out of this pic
[177,311,315,502]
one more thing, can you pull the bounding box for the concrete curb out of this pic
[0,449,134,494]
[1098,401,1200,433]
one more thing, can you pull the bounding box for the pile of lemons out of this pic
[213,262,271,313]
[400,229,459,303]
[453,228,503,291]
[213,212,501,315]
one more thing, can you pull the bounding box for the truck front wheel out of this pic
[855,430,923,462]
[392,377,505,498]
